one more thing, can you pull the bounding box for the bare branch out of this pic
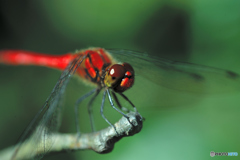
[0,111,143,160]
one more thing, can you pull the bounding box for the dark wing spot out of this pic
[226,71,239,79]
[190,73,204,81]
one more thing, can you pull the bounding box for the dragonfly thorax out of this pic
[103,63,134,92]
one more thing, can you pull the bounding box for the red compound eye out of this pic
[109,64,125,79]
[123,63,134,73]
[104,63,135,93]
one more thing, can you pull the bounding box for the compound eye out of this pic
[123,63,134,73]
[109,64,125,79]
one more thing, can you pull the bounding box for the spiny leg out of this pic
[106,89,129,119]
[117,92,144,120]
[111,91,130,112]
[75,88,97,137]
[87,88,101,132]
[100,90,119,135]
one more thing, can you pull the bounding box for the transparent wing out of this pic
[11,54,86,160]
[108,49,240,94]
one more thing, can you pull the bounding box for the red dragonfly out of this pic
[0,47,239,159]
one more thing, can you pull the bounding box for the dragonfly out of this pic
[0,47,240,160]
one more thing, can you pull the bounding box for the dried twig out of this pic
[0,111,143,160]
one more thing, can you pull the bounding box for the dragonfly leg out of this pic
[75,88,97,137]
[117,92,144,121]
[111,91,130,112]
[87,88,101,132]
[100,90,119,136]
[106,89,129,119]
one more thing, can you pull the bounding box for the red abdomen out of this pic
[0,48,115,85]
[0,50,73,70]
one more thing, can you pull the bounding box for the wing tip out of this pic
[226,71,239,79]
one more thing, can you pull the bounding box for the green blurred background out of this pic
[0,0,240,160]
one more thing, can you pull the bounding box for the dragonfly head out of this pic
[104,63,134,92]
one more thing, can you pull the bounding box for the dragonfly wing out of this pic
[108,49,240,94]
[12,54,86,160]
